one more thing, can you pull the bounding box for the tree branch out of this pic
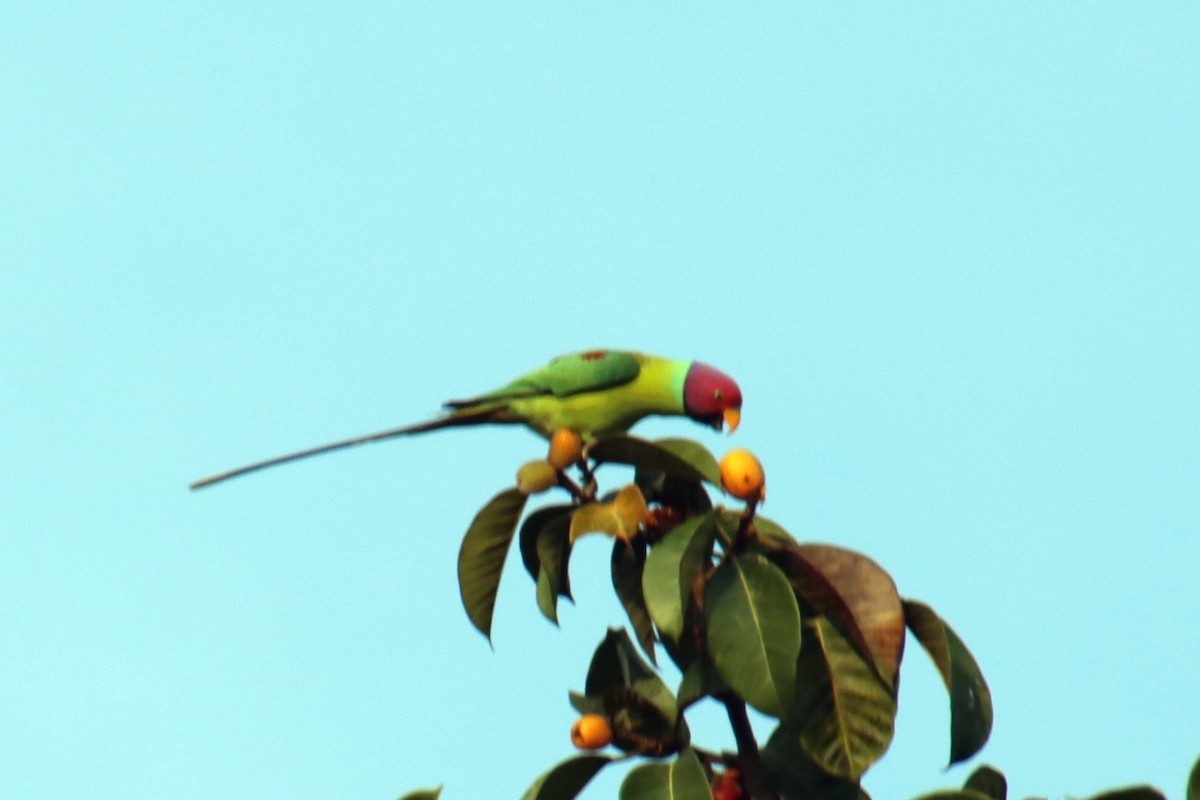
[719,693,777,800]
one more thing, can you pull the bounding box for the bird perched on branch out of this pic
[190,349,742,489]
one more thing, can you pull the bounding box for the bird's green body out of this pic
[444,351,688,438]
[190,349,740,489]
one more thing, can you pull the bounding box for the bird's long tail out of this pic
[189,406,508,490]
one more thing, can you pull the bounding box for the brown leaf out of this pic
[569,484,648,543]
[772,543,904,690]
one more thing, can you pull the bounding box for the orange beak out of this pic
[723,407,741,433]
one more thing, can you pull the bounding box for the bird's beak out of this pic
[723,407,741,433]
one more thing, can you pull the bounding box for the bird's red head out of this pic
[683,361,743,432]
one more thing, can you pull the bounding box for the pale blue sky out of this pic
[2,4,1198,799]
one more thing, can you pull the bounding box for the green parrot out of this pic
[190,350,742,489]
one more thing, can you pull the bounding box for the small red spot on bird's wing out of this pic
[580,350,608,361]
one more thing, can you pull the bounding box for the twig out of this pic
[739,495,759,531]
[556,471,594,504]
[692,745,728,767]
[719,693,776,800]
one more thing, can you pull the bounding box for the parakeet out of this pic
[190,349,742,489]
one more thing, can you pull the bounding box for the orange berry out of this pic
[547,428,584,470]
[516,459,558,495]
[719,449,765,501]
[711,768,743,800]
[570,713,612,750]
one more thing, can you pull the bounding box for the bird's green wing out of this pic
[444,350,643,409]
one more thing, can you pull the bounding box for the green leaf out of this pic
[618,747,710,800]
[903,600,993,765]
[586,628,657,692]
[1190,754,1200,800]
[676,654,728,710]
[705,553,801,718]
[568,690,603,715]
[714,509,796,546]
[521,754,613,800]
[713,508,739,547]
[586,628,677,724]
[590,435,718,486]
[613,677,689,754]
[397,788,442,800]
[762,727,867,800]
[651,438,722,486]
[790,616,896,781]
[755,514,798,546]
[658,618,700,675]
[540,527,574,592]
[771,543,905,691]
[635,469,713,519]
[524,506,574,625]
[612,539,657,664]
[457,488,527,640]
[714,509,800,551]
[642,513,715,641]
[519,504,573,581]
[908,792,994,800]
[536,567,559,624]
[1083,789,1167,800]
[964,765,1007,800]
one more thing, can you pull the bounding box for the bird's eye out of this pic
[713,389,724,404]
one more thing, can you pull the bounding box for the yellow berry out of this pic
[516,459,558,495]
[570,713,613,750]
[719,449,766,501]
[547,428,584,470]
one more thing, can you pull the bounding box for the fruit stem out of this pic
[555,471,594,504]
[577,457,596,487]
[726,497,760,555]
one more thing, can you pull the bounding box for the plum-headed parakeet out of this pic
[191,349,742,489]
